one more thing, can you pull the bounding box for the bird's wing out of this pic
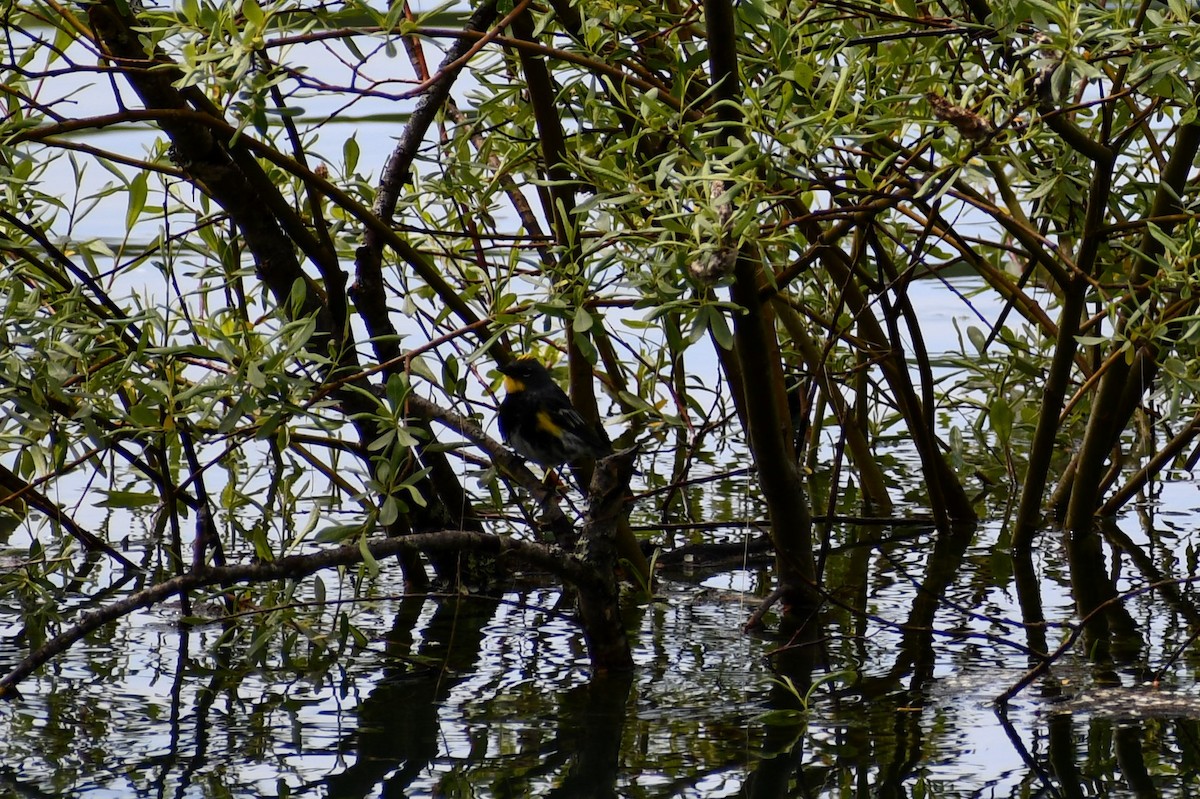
[535,404,588,436]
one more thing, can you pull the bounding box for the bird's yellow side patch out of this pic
[503,376,525,393]
[535,409,563,436]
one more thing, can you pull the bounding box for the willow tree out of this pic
[3,0,1200,686]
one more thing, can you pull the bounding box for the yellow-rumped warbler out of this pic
[497,357,612,466]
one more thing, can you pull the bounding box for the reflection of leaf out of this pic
[95,491,160,509]
[758,709,807,726]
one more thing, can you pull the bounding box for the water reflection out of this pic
[8,516,1200,796]
[324,594,500,797]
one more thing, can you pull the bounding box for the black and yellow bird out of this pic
[497,357,612,467]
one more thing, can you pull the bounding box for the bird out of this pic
[496,357,612,467]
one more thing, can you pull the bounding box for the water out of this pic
[6,504,1200,797]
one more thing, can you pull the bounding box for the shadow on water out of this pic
[8,513,1200,796]
[322,594,498,798]
[323,591,642,798]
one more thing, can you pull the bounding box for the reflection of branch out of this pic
[996,573,1200,706]
[0,528,598,697]
[744,585,787,632]
[993,705,1059,794]
[764,553,1050,692]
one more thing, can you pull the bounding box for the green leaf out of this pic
[344,135,360,174]
[989,396,1013,443]
[126,171,148,230]
[385,372,408,407]
[695,304,735,351]
[247,360,267,389]
[394,425,420,448]
[966,326,987,354]
[242,0,264,26]
[127,401,160,428]
[358,536,380,577]
[289,278,308,317]
[408,356,438,385]
[264,106,305,118]
[315,524,362,543]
